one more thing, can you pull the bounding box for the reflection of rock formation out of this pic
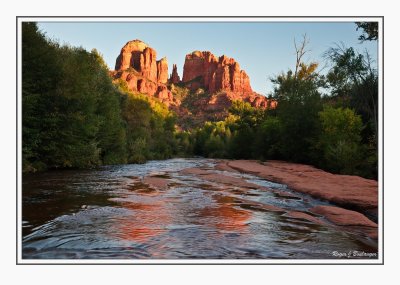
[199,203,251,232]
[116,202,171,243]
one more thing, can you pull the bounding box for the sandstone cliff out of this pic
[113,40,176,106]
[112,40,275,127]
[182,51,270,108]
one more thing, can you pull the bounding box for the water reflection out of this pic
[114,202,171,243]
[198,201,251,232]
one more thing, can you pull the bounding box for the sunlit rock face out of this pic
[182,51,252,94]
[112,40,276,126]
[182,50,271,108]
[113,39,177,106]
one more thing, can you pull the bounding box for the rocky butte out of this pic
[112,39,177,106]
[112,40,276,127]
[182,51,277,109]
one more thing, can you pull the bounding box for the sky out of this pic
[38,21,378,95]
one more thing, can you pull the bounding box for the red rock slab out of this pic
[272,190,301,199]
[226,160,378,212]
[310,205,377,228]
[285,211,325,225]
[311,205,378,239]
[230,196,286,213]
[180,167,265,189]
[142,176,169,190]
[215,161,239,173]
[238,201,286,213]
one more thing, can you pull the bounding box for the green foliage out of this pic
[325,45,378,178]
[253,117,283,159]
[23,22,117,170]
[121,92,178,163]
[271,65,323,163]
[170,84,190,101]
[22,22,179,171]
[174,131,194,156]
[317,107,363,174]
[356,22,378,42]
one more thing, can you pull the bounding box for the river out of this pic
[22,158,377,259]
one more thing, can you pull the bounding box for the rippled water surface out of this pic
[22,158,377,259]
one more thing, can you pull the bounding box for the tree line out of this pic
[22,22,178,172]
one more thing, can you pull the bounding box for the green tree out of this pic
[356,22,378,42]
[228,101,263,158]
[22,22,127,170]
[318,106,363,174]
[325,45,378,163]
[253,117,283,160]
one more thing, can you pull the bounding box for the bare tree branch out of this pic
[294,34,310,79]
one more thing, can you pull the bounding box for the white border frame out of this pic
[16,16,384,265]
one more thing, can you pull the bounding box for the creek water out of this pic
[22,158,377,259]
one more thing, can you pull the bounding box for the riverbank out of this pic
[215,160,378,239]
[142,159,378,240]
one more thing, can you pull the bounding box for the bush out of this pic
[317,106,363,174]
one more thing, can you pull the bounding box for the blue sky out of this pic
[38,21,378,95]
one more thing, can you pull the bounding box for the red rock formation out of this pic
[182,51,252,94]
[155,85,174,106]
[182,50,273,110]
[115,39,148,71]
[169,64,180,84]
[113,42,276,127]
[157,57,168,84]
[113,40,174,104]
[139,47,158,82]
[182,51,217,85]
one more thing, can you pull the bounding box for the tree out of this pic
[325,45,378,145]
[318,107,363,174]
[356,22,378,42]
[228,101,262,158]
[23,22,127,170]
[269,36,323,163]
[253,116,283,160]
